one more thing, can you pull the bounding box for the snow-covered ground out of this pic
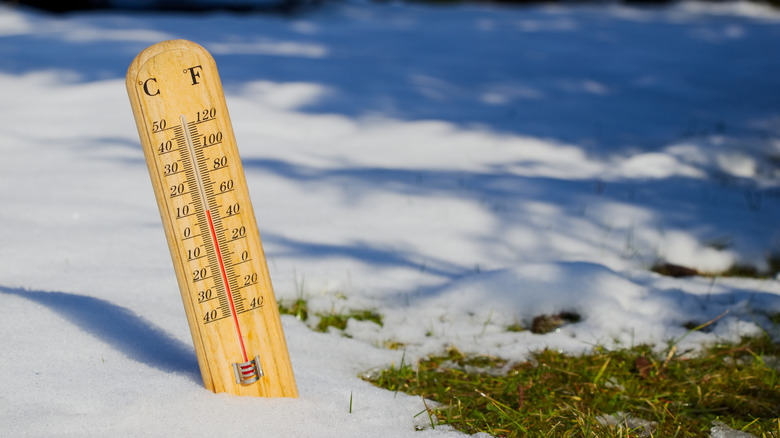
[1,1,780,436]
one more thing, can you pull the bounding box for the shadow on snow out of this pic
[0,285,201,382]
[0,5,778,150]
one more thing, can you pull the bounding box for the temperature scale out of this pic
[126,40,297,397]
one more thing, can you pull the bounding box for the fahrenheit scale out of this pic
[126,40,297,397]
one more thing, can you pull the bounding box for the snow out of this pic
[1,1,780,436]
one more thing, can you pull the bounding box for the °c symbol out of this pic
[142,77,160,97]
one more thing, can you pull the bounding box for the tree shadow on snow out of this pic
[245,157,780,275]
[263,233,466,279]
[244,157,778,231]
[1,5,777,150]
[0,286,201,382]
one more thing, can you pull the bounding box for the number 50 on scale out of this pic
[126,40,297,397]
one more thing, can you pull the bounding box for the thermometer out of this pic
[126,39,297,397]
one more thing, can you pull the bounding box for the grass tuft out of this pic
[278,298,383,333]
[316,308,383,332]
[506,322,525,333]
[652,255,780,280]
[278,297,309,321]
[363,335,780,437]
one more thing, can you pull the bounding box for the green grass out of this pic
[279,296,780,435]
[363,336,780,437]
[651,255,780,279]
[315,308,383,332]
[278,297,310,321]
[278,297,383,333]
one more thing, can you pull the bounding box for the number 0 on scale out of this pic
[126,40,297,397]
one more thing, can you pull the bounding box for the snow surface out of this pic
[1,1,780,436]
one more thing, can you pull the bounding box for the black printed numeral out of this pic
[244,273,258,286]
[197,108,216,122]
[203,310,217,323]
[193,268,207,281]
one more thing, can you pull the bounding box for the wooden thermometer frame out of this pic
[126,39,297,397]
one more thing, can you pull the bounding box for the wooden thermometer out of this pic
[126,39,297,397]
